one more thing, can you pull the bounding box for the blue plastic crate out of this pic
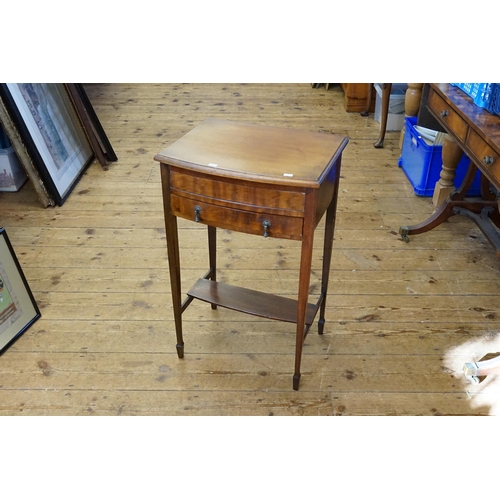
[398,116,481,197]
[485,84,500,117]
[451,83,493,108]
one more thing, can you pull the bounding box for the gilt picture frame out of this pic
[0,228,41,353]
[0,83,94,205]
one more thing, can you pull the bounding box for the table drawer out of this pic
[467,129,500,181]
[428,89,468,142]
[171,193,303,240]
[169,168,305,216]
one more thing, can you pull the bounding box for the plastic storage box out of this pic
[485,84,500,117]
[451,83,500,117]
[398,116,481,197]
[451,83,492,108]
[374,83,408,131]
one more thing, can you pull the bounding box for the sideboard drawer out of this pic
[170,193,304,240]
[169,167,305,216]
[428,89,468,142]
[467,129,500,182]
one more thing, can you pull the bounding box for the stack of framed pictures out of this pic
[0,83,116,206]
[0,227,40,354]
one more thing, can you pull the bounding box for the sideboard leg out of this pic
[432,135,463,207]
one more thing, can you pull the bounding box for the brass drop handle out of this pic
[483,156,494,166]
[440,110,449,117]
[194,205,202,222]
[262,220,271,238]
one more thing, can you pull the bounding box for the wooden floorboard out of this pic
[2,83,500,415]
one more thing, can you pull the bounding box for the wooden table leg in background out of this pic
[432,135,463,207]
[373,83,392,148]
[361,83,392,149]
[399,150,500,248]
[405,84,424,118]
[361,83,423,149]
[400,83,424,149]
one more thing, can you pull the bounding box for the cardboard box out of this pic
[0,146,28,192]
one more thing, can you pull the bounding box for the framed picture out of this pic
[0,83,94,205]
[65,83,117,169]
[0,228,41,353]
[0,94,55,207]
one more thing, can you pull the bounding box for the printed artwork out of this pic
[0,264,23,335]
[17,84,82,176]
[0,228,40,352]
[18,84,69,170]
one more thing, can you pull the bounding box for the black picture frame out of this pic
[65,83,117,168]
[0,227,41,354]
[0,83,94,206]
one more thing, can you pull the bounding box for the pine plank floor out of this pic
[2,83,500,415]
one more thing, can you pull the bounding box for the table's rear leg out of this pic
[319,187,340,335]
[208,225,217,310]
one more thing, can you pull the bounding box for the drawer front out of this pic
[169,168,305,216]
[428,89,468,142]
[467,129,500,184]
[170,193,303,241]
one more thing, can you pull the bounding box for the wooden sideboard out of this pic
[400,83,500,255]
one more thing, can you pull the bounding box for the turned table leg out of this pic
[432,134,463,207]
[400,83,424,149]
[405,83,424,117]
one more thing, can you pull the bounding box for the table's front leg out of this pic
[165,213,184,358]
[293,216,315,391]
[161,164,184,358]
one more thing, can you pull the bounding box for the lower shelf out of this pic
[187,278,318,325]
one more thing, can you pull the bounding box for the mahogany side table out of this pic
[155,118,348,390]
